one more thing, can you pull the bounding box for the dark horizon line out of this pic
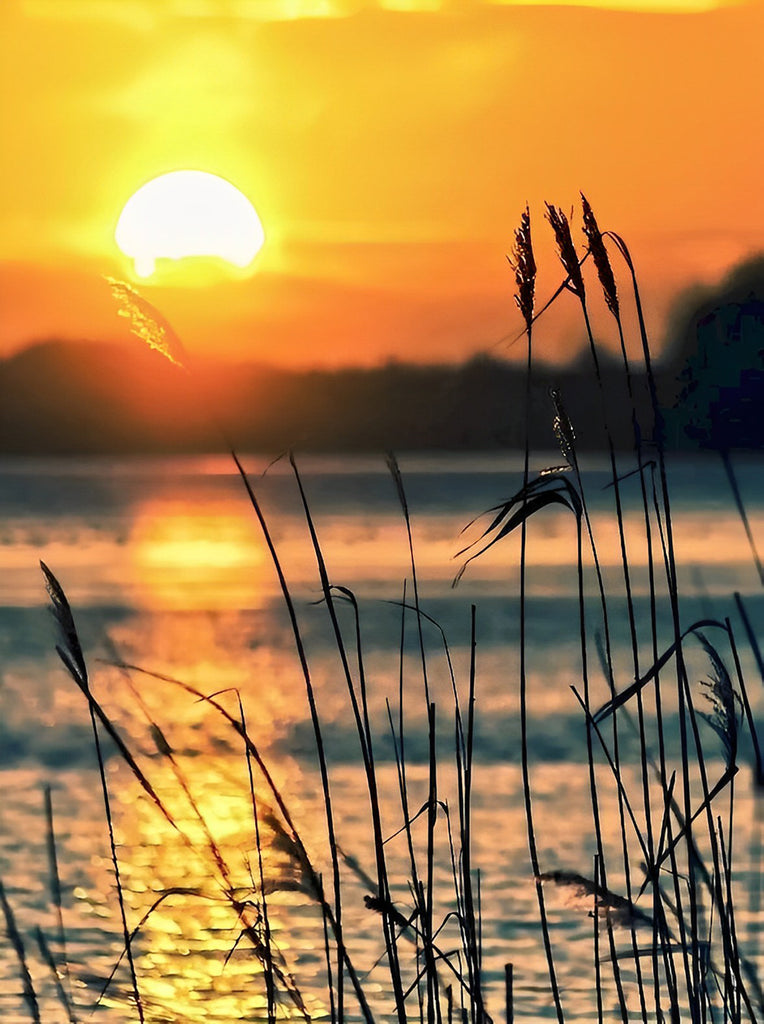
[0,334,672,376]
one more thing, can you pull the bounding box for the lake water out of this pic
[0,452,762,1023]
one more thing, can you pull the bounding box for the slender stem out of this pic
[519,321,565,1022]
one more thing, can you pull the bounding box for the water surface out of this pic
[1,452,762,1022]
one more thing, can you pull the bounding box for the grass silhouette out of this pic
[2,197,762,1022]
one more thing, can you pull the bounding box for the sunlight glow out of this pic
[129,498,267,610]
[487,0,733,9]
[115,170,265,279]
[21,0,739,15]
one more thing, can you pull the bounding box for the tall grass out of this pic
[2,197,762,1022]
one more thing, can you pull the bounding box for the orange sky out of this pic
[1,0,762,368]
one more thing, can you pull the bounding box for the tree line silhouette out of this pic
[2,255,763,454]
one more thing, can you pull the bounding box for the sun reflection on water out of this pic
[84,663,333,1022]
[128,497,268,611]
[2,456,764,1020]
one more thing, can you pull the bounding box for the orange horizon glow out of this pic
[1,0,763,367]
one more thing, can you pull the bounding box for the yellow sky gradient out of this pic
[1,0,762,366]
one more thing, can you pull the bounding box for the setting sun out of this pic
[115,170,265,280]
[2,0,763,364]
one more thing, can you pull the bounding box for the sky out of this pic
[1,0,762,368]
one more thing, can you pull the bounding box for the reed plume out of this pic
[537,871,653,932]
[41,560,88,686]
[107,278,188,369]
[697,636,741,770]
[549,387,577,470]
[545,203,585,300]
[261,810,322,902]
[508,206,536,331]
[581,193,619,319]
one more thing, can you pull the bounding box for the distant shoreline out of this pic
[0,338,689,456]
[1,338,757,455]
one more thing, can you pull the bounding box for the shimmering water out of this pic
[0,452,762,1022]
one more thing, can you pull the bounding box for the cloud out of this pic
[487,0,738,10]
[16,0,385,24]
[15,0,743,23]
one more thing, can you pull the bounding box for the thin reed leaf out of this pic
[43,786,76,1018]
[454,475,581,584]
[40,566,145,1022]
[387,452,431,707]
[237,695,277,1024]
[229,449,363,1023]
[592,618,730,724]
[0,877,40,1024]
[34,928,78,1024]
[290,453,407,1020]
[43,788,66,954]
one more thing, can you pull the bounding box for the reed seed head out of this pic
[537,871,653,930]
[261,811,321,901]
[545,203,585,301]
[41,561,88,685]
[698,640,740,768]
[509,206,536,331]
[107,278,188,369]
[550,387,577,469]
[581,193,619,319]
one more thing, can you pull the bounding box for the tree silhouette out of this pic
[666,256,764,450]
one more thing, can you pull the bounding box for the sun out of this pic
[115,170,265,279]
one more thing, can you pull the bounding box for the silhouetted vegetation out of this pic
[663,255,764,450]
[1,341,660,455]
[3,201,764,1023]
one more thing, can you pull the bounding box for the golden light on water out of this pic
[128,497,268,610]
[3,454,763,1020]
[96,658,332,1023]
[112,756,320,1020]
[115,171,265,281]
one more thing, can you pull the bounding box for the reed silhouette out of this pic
[2,198,762,1023]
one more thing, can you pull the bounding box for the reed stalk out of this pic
[513,207,566,1024]
[12,214,763,1024]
